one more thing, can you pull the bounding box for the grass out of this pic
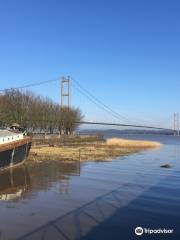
[106,138,161,148]
[28,138,162,163]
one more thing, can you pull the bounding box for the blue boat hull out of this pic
[0,138,32,169]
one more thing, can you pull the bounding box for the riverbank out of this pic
[28,138,161,162]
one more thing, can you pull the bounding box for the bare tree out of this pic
[0,89,84,134]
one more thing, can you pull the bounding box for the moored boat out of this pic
[0,129,32,170]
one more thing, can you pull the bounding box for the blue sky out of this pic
[0,0,180,128]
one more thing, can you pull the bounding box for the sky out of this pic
[0,0,180,128]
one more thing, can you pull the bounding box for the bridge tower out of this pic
[61,76,71,108]
[174,113,180,136]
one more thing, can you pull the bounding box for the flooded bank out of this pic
[29,138,161,162]
[0,135,180,239]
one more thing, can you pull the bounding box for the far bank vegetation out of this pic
[0,89,83,134]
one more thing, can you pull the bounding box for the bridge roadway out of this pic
[76,121,173,131]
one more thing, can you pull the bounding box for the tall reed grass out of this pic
[106,138,161,148]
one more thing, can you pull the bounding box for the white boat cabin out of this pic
[0,129,24,145]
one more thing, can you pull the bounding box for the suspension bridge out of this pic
[0,76,179,135]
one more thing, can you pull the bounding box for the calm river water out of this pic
[0,134,180,240]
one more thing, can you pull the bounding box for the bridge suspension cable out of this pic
[72,83,133,124]
[0,77,60,92]
[72,78,163,128]
[72,78,137,124]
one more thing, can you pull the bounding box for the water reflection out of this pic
[0,165,30,201]
[0,160,81,201]
[28,160,80,194]
[174,144,180,161]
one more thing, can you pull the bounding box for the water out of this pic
[0,134,180,240]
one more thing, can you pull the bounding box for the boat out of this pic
[0,128,32,170]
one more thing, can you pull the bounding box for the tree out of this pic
[0,89,84,134]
